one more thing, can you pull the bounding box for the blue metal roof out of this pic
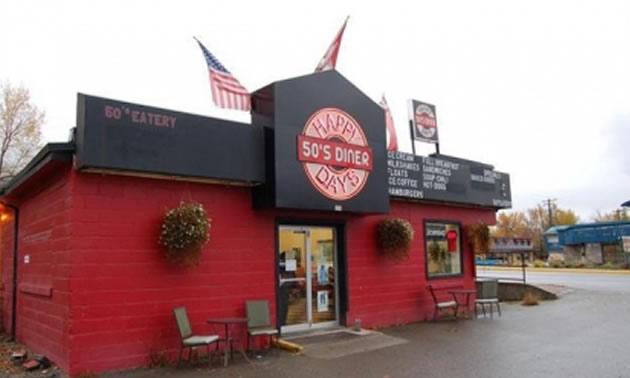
[555,221,630,245]
[544,225,570,235]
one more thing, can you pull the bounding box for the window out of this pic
[425,221,463,278]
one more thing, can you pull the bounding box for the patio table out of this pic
[448,289,477,317]
[207,317,251,367]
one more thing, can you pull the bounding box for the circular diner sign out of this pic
[414,103,437,139]
[297,108,373,201]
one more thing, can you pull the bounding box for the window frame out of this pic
[423,220,465,280]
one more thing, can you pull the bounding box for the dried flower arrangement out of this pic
[158,202,210,266]
[376,218,415,261]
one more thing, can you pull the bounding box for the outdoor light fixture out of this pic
[0,204,10,222]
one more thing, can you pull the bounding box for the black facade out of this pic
[251,71,390,214]
[73,72,511,213]
[76,94,265,184]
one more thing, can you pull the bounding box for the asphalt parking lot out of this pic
[105,287,630,378]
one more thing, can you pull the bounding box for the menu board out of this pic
[387,151,512,208]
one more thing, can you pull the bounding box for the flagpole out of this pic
[409,120,416,156]
[408,99,417,156]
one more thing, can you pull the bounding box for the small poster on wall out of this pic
[317,290,329,312]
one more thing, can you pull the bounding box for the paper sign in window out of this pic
[285,259,297,272]
[317,291,329,312]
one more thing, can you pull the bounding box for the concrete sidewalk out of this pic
[105,289,630,378]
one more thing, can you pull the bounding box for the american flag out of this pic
[195,38,250,111]
[380,95,399,151]
[314,17,349,72]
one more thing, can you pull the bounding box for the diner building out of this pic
[0,70,512,374]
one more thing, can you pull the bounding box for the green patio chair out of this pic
[427,285,458,320]
[245,300,279,354]
[173,307,220,368]
[475,279,501,318]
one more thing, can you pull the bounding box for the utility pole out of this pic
[540,198,556,260]
[543,198,556,228]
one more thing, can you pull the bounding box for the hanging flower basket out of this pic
[465,222,490,254]
[376,218,414,261]
[158,202,210,267]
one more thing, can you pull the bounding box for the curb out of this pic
[477,266,630,275]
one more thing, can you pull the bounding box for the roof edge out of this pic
[0,142,75,197]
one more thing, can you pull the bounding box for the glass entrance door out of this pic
[278,226,337,333]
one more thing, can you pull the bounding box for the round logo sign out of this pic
[414,103,437,139]
[297,108,373,201]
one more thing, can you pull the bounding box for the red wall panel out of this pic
[67,172,277,374]
[345,201,495,328]
[1,168,73,372]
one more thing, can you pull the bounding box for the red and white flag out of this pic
[195,37,250,111]
[314,17,349,72]
[380,95,398,151]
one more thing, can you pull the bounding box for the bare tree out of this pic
[592,208,629,222]
[0,82,44,183]
[493,204,580,258]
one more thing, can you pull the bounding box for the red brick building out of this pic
[0,71,511,374]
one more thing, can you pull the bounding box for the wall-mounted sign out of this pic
[426,224,447,239]
[75,94,265,184]
[409,100,438,144]
[297,108,373,201]
[252,70,389,213]
[387,151,512,209]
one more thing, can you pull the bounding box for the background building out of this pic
[544,221,630,265]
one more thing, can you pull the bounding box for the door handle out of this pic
[280,278,305,283]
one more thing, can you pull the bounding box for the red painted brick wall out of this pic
[345,201,495,328]
[1,168,73,372]
[4,168,496,375]
[67,171,277,374]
